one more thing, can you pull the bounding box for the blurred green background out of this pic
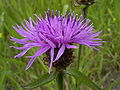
[0,0,120,90]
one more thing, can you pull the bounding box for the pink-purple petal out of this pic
[33,46,50,57]
[25,57,36,70]
[53,44,65,62]
[10,46,28,50]
[49,48,54,73]
[38,32,56,48]
[14,47,31,58]
[25,46,50,70]
[10,36,28,44]
[66,44,78,49]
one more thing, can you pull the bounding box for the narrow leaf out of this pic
[65,69,102,90]
[24,72,57,88]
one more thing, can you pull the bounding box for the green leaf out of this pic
[65,69,102,90]
[24,72,57,88]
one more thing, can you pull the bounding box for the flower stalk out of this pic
[82,5,89,18]
[56,71,64,90]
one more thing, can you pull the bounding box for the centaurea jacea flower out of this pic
[10,10,103,73]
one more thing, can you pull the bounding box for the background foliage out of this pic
[0,0,120,90]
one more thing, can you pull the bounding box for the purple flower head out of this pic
[10,10,103,73]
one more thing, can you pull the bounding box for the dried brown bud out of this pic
[75,0,95,5]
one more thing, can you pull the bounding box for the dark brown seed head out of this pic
[43,48,74,72]
[75,0,95,5]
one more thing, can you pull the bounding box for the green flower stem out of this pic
[76,5,89,90]
[82,5,89,19]
[56,71,64,90]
